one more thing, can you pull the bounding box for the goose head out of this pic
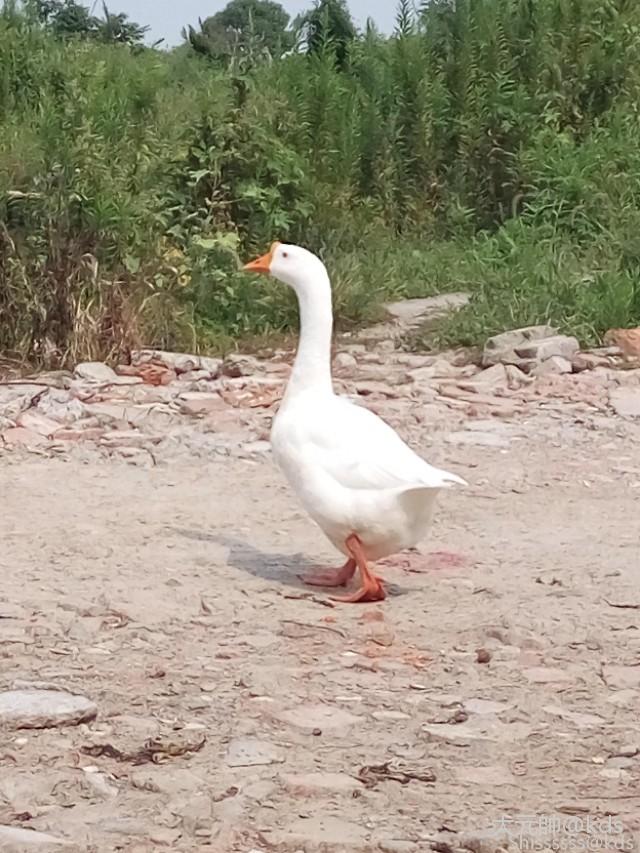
[243,241,328,293]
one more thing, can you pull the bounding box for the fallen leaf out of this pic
[81,735,206,765]
[356,762,436,788]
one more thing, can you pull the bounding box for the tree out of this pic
[98,3,148,45]
[48,0,98,38]
[298,0,357,68]
[26,0,147,45]
[25,0,61,24]
[186,0,292,60]
[214,0,291,53]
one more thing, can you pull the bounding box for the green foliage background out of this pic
[1,0,639,364]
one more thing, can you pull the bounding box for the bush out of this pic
[1,0,640,364]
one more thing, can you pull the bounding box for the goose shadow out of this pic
[170,526,315,589]
[170,526,409,596]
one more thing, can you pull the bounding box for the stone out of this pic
[0,385,48,420]
[372,710,411,721]
[377,842,419,853]
[523,666,574,684]
[606,756,634,769]
[100,431,161,449]
[82,402,130,425]
[458,830,512,853]
[355,381,401,398]
[225,737,284,767]
[0,689,97,729]
[74,362,118,382]
[37,393,86,424]
[174,792,212,835]
[129,350,222,378]
[131,768,207,795]
[482,325,557,367]
[179,369,217,382]
[421,724,491,744]
[453,765,516,786]
[610,388,640,418]
[543,705,604,728]
[385,292,470,326]
[599,767,630,780]
[603,664,640,690]
[504,364,530,386]
[109,374,144,386]
[99,818,150,836]
[1,427,49,446]
[0,826,72,847]
[178,393,227,416]
[463,698,512,715]
[614,744,639,758]
[199,356,224,376]
[15,410,62,437]
[604,328,640,358]
[222,353,262,378]
[515,335,579,362]
[572,352,611,372]
[463,364,509,389]
[614,368,640,387]
[364,363,411,384]
[438,385,521,414]
[606,689,637,707]
[131,349,195,373]
[237,440,271,458]
[273,702,361,733]
[424,717,530,745]
[333,352,358,374]
[445,431,510,448]
[264,360,290,376]
[55,427,105,442]
[477,647,491,663]
[82,768,119,799]
[265,817,369,851]
[531,355,573,377]
[409,360,458,382]
[121,363,177,386]
[280,772,362,797]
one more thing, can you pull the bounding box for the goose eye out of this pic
[282,251,289,258]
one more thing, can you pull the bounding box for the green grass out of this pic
[1,0,640,365]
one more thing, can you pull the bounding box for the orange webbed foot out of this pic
[331,576,386,603]
[330,534,386,603]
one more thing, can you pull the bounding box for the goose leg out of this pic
[331,534,385,603]
[300,558,356,588]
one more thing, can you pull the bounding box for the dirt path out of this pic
[1,341,640,851]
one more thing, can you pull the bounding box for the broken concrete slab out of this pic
[515,335,579,362]
[385,293,470,326]
[482,325,558,366]
[610,387,640,418]
[0,689,97,729]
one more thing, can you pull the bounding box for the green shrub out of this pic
[1,0,640,364]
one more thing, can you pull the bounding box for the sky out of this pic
[103,1,395,47]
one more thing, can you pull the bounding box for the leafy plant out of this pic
[2,0,640,365]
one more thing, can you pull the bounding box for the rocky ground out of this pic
[1,303,640,852]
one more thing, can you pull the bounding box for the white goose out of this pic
[244,242,466,603]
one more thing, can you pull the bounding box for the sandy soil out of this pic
[1,356,640,852]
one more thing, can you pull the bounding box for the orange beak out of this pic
[243,241,281,274]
